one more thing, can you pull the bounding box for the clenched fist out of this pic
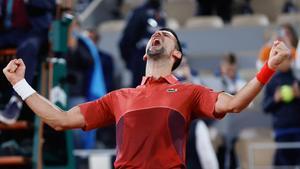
[3,59,26,86]
[268,40,291,70]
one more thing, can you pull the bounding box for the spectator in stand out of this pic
[67,25,116,149]
[212,53,247,169]
[262,53,300,166]
[240,0,254,14]
[195,0,233,22]
[119,0,166,87]
[217,53,246,95]
[0,0,55,124]
[173,57,202,85]
[257,23,298,70]
[282,0,298,13]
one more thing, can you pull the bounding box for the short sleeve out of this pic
[79,93,115,130]
[191,85,224,119]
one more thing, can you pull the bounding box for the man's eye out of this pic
[163,33,170,37]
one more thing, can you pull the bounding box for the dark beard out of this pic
[146,46,165,58]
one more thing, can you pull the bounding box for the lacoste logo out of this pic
[167,88,177,93]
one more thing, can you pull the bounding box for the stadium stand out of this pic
[231,14,270,27]
[185,16,224,29]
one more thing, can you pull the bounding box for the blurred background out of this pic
[0,0,300,169]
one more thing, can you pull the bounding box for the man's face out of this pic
[146,30,178,59]
[221,62,237,79]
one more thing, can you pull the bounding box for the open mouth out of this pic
[152,39,162,47]
[146,38,164,57]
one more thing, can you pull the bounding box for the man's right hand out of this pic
[3,59,26,85]
[3,59,85,131]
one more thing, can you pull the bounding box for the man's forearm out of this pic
[228,77,264,113]
[25,93,69,131]
[216,61,276,114]
[215,77,264,114]
[228,62,275,112]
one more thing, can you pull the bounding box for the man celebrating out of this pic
[3,28,290,169]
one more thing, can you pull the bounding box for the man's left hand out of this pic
[267,40,290,70]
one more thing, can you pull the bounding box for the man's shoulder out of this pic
[108,87,138,96]
[174,82,208,91]
[179,82,217,93]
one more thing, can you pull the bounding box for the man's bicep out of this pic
[192,86,223,119]
[65,106,86,129]
[215,92,233,114]
[77,96,115,130]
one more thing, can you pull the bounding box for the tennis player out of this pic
[3,28,290,169]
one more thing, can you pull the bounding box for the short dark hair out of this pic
[223,53,236,65]
[159,27,183,71]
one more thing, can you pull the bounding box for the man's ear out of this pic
[172,50,182,60]
[143,54,148,61]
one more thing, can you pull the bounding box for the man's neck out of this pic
[145,60,172,78]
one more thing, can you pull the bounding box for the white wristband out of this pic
[13,79,36,100]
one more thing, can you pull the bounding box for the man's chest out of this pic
[114,86,193,122]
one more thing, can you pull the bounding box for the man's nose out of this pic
[152,31,162,38]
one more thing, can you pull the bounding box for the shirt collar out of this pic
[140,74,178,85]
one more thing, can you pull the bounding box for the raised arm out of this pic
[2,59,85,131]
[215,41,290,114]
